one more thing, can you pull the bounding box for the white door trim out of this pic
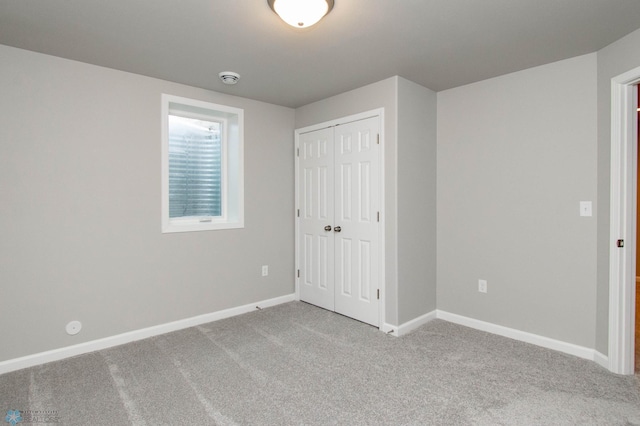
[609,66,639,375]
[294,108,386,330]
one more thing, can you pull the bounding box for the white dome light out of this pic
[268,0,334,29]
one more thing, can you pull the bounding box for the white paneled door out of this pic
[299,126,335,312]
[298,116,381,327]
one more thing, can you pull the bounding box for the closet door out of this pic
[299,127,335,311]
[297,116,380,327]
[333,117,380,326]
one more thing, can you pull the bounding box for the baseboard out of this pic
[381,310,437,337]
[380,323,396,335]
[436,310,597,362]
[0,293,296,375]
[593,350,609,369]
[391,311,612,370]
[401,310,438,336]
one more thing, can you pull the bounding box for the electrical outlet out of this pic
[261,265,269,277]
[478,279,487,293]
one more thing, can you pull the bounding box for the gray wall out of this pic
[595,28,640,354]
[0,45,295,362]
[295,77,400,325]
[397,78,438,323]
[437,54,598,347]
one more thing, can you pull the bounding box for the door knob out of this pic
[324,225,332,231]
[334,226,341,232]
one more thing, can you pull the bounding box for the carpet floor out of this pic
[1,301,639,425]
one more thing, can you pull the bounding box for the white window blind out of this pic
[168,115,223,219]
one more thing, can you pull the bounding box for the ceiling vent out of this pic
[219,71,240,85]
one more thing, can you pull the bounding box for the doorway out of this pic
[295,112,384,327]
[609,67,640,375]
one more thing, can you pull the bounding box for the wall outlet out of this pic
[261,265,269,276]
[478,279,487,293]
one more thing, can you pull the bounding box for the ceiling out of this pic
[1,0,640,108]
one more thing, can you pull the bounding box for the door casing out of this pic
[609,66,640,375]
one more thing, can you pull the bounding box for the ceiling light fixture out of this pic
[267,0,334,28]
[219,71,240,85]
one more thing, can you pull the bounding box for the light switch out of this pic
[580,201,592,217]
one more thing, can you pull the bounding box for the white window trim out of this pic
[161,94,244,233]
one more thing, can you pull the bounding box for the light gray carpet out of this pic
[1,301,639,425]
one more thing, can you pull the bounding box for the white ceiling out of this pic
[1,0,640,108]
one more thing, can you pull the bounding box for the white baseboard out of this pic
[0,293,296,375]
[381,310,438,337]
[593,350,609,370]
[386,310,598,363]
[388,311,612,370]
[380,323,396,335]
[385,310,437,337]
[436,310,597,362]
[1,298,612,376]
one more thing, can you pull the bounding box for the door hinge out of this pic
[377,211,380,222]
[297,148,299,157]
[297,209,300,217]
[297,269,300,278]
[377,134,380,145]
[617,239,625,248]
[377,289,380,300]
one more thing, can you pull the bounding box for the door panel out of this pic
[299,127,335,311]
[334,117,380,326]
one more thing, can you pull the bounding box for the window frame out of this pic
[161,94,244,233]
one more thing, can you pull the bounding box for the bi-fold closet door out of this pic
[296,115,381,327]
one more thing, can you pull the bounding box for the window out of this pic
[161,94,244,233]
